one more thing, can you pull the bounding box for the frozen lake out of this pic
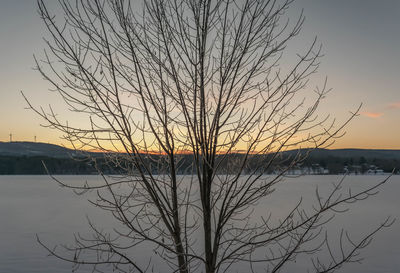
[0,175,399,273]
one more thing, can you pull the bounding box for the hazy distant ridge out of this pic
[1,142,399,175]
[283,148,400,160]
[0,141,76,158]
[1,141,400,159]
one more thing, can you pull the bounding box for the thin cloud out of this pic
[388,102,400,109]
[361,112,384,118]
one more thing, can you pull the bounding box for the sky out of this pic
[0,0,399,149]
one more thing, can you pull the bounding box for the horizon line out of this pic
[1,140,400,153]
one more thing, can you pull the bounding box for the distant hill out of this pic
[1,141,400,160]
[284,148,400,160]
[0,142,399,174]
[0,141,77,158]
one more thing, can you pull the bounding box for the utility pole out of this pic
[9,133,12,142]
[34,135,37,142]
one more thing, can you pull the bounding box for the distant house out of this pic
[366,168,384,175]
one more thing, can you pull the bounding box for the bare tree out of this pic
[25,0,392,272]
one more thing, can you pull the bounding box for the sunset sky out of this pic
[0,0,399,149]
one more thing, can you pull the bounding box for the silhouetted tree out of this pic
[26,0,392,272]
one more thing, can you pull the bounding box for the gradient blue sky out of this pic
[0,0,399,148]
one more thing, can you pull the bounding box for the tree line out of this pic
[1,153,398,175]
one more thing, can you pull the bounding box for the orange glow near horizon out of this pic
[2,133,400,152]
